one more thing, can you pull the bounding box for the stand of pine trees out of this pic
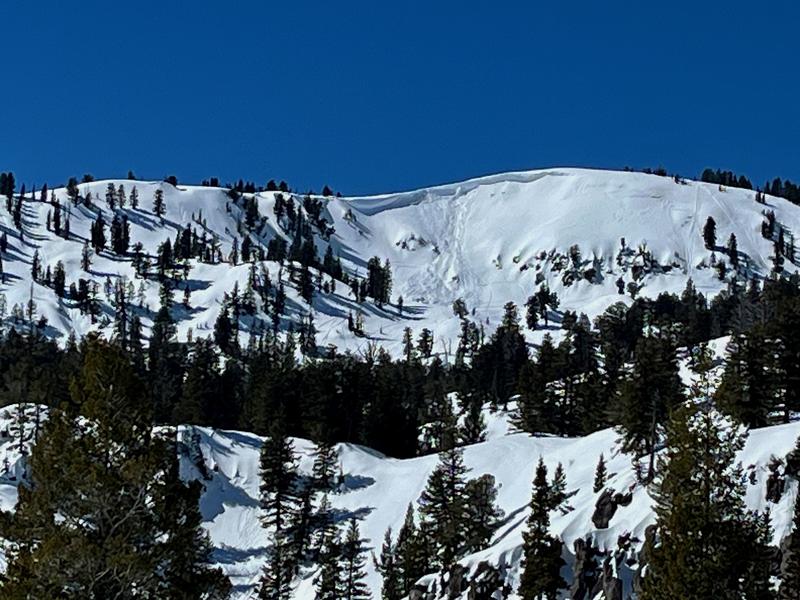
[0,337,230,598]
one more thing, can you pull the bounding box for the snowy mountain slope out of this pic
[0,168,797,355]
[0,401,796,599]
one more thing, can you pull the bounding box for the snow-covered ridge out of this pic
[1,168,798,355]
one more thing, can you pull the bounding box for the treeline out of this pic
[701,167,800,205]
[2,273,800,465]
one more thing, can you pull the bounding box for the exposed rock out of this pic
[766,457,786,503]
[601,556,623,600]
[592,489,617,529]
[570,537,603,600]
[786,444,800,478]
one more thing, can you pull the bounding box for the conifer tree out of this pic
[376,528,402,600]
[314,532,342,600]
[341,517,371,600]
[131,185,139,209]
[312,438,338,491]
[728,233,739,269]
[642,345,773,599]
[716,327,777,427]
[703,215,717,249]
[463,473,503,552]
[154,188,166,218]
[395,503,426,595]
[459,397,487,445]
[259,414,301,536]
[593,453,607,493]
[0,339,230,598]
[611,332,683,482]
[518,457,566,600]
[418,444,469,568]
[259,535,294,600]
[780,488,800,598]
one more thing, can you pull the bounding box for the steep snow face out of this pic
[184,417,800,599]
[0,402,797,598]
[0,169,797,355]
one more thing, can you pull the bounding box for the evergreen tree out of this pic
[312,438,338,491]
[593,453,607,493]
[394,504,425,595]
[154,188,166,218]
[611,332,683,482]
[459,397,487,445]
[418,445,469,568]
[728,233,739,269]
[131,185,139,209]
[518,457,566,600]
[716,327,777,427]
[0,339,230,598]
[463,473,503,553]
[314,532,342,600]
[259,414,301,536]
[703,216,717,249]
[376,527,402,600]
[258,535,294,600]
[780,486,800,598]
[341,517,371,600]
[642,401,772,598]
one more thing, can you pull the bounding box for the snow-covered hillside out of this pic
[1,168,797,355]
[0,402,797,599]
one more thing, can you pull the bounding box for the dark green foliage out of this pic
[610,332,684,482]
[641,389,773,599]
[518,458,566,600]
[780,483,800,598]
[463,474,503,552]
[418,445,469,569]
[341,517,371,600]
[703,215,717,249]
[593,453,607,493]
[0,338,229,599]
[259,414,300,536]
[376,528,402,600]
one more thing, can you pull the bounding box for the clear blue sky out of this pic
[1,1,798,195]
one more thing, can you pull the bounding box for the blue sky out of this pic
[1,1,798,195]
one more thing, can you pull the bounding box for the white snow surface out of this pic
[1,168,797,354]
[0,402,798,599]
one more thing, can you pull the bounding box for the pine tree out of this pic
[728,233,739,269]
[312,438,338,491]
[0,339,230,598]
[259,414,301,536]
[314,532,342,600]
[593,453,607,493]
[611,332,683,482]
[641,345,773,599]
[780,488,800,598]
[259,535,295,600]
[463,473,503,552]
[518,457,566,599]
[418,445,469,568]
[154,188,166,218]
[459,397,487,445]
[703,215,717,249]
[716,327,777,428]
[394,503,425,595]
[341,517,371,600]
[376,528,402,600]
